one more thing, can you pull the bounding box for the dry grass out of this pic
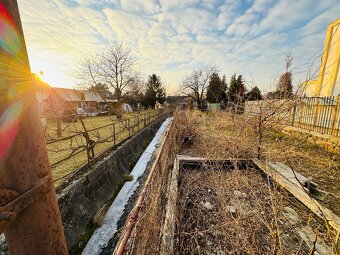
[49,110,161,186]
[119,109,339,254]
[180,110,340,215]
[175,166,316,255]
[45,111,150,138]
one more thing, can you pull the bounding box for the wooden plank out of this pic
[161,157,180,255]
[267,162,318,189]
[253,159,340,233]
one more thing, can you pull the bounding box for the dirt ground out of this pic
[175,166,334,255]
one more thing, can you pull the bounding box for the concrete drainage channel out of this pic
[82,117,173,255]
[0,114,171,255]
[66,116,172,254]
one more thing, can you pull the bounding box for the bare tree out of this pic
[98,42,136,100]
[75,53,100,89]
[285,53,293,73]
[246,98,297,159]
[181,64,217,107]
[277,53,293,97]
[76,41,137,117]
[123,73,146,110]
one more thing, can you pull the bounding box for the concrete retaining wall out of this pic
[58,116,166,252]
[282,126,340,153]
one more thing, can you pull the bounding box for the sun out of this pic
[35,70,44,81]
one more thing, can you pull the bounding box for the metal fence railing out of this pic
[292,96,340,137]
[46,109,165,184]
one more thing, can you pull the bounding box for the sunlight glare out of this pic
[0,3,27,159]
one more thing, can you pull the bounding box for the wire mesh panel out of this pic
[44,110,165,185]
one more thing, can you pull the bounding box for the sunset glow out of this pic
[16,0,340,92]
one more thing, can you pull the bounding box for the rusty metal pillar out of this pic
[0,1,68,254]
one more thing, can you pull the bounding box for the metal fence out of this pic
[292,96,340,137]
[46,109,165,184]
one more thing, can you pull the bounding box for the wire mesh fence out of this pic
[45,109,165,185]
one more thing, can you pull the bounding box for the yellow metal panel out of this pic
[301,79,318,96]
[317,19,340,96]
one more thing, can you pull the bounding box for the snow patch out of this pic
[82,117,172,255]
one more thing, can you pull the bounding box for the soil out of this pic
[175,166,335,255]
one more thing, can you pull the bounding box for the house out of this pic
[52,88,85,109]
[34,79,118,117]
[84,91,118,111]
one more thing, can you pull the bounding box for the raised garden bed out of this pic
[161,156,339,255]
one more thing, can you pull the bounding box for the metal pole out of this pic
[0,1,67,254]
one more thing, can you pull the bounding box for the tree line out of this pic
[181,55,294,110]
[75,41,166,112]
[76,41,293,113]
[180,65,263,110]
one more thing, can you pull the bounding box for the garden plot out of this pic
[163,157,338,255]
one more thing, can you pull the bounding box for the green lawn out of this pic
[46,110,162,186]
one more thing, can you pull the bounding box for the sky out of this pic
[17,0,340,94]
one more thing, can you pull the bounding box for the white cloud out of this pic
[120,0,160,14]
[16,0,340,92]
[159,0,201,11]
[103,9,151,44]
[158,8,217,34]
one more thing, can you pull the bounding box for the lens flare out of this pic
[0,101,22,159]
[0,3,25,159]
[0,4,21,56]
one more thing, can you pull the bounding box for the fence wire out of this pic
[44,110,165,185]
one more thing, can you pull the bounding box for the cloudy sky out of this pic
[18,0,340,94]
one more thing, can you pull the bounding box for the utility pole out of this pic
[0,1,68,254]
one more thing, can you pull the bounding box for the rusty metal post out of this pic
[0,1,68,254]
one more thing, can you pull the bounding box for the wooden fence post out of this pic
[113,122,116,146]
[80,119,94,162]
[128,118,131,137]
[291,105,296,127]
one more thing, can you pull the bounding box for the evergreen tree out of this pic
[221,75,227,92]
[226,74,246,104]
[245,86,263,101]
[144,74,166,108]
[206,73,226,103]
[89,83,114,99]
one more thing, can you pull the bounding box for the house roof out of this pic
[85,91,118,102]
[35,83,117,104]
[85,91,104,102]
[53,88,85,102]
